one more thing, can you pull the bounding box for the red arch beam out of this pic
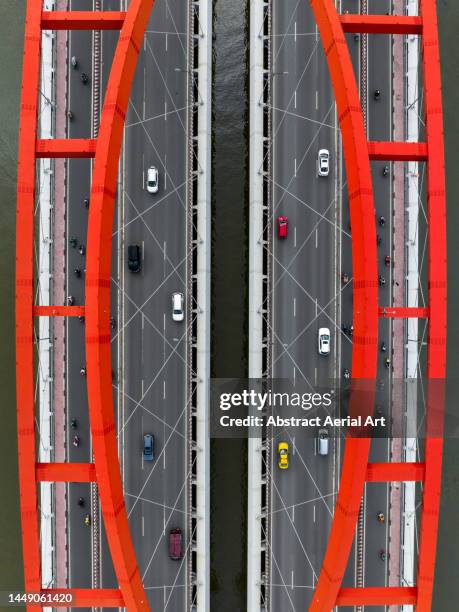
[17,0,154,609]
[308,1,446,610]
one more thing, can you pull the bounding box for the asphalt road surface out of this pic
[269,0,394,610]
[65,1,190,610]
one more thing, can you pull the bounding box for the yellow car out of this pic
[278,442,289,469]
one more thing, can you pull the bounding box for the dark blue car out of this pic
[143,434,154,461]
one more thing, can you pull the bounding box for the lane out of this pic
[270,1,339,608]
[121,1,190,610]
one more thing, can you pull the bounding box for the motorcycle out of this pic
[343,368,350,380]
[342,272,349,284]
[84,514,91,526]
[70,418,77,429]
[67,295,75,306]
[382,165,389,177]
[379,216,386,227]
[77,497,85,507]
[378,275,386,287]
[81,72,89,84]
[377,512,385,523]
[73,434,80,447]
[385,255,391,267]
[374,89,381,100]
[381,342,387,353]
[71,56,78,69]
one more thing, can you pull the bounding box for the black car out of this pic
[128,244,141,273]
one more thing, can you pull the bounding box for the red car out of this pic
[277,216,288,238]
[169,528,182,560]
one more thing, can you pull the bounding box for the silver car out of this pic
[318,327,330,355]
[317,149,330,177]
[317,428,329,456]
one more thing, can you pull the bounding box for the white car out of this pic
[146,166,159,193]
[318,327,330,355]
[172,292,184,322]
[317,149,330,177]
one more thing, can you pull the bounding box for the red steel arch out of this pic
[308,0,446,610]
[16,1,154,608]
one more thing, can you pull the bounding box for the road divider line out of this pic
[316,90,318,110]
[315,228,318,248]
[293,297,296,317]
[294,226,297,247]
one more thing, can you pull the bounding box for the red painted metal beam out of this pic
[36,138,97,158]
[16,0,44,602]
[308,1,378,608]
[41,589,123,607]
[337,587,417,606]
[378,306,429,318]
[368,140,428,161]
[366,462,425,482]
[36,463,96,482]
[340,14,422,35]
[41,11,126,30]
[33,306,85,317]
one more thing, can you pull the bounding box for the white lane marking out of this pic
[165,32,168,51]
[315,367,317,385]
[313,504,316,523]
[315,24,318,41]
[163,506,166,536]
[315,298,318,317]
[142,168,145,190]
[315,90,319,110]
[292,436,296,455]
[292,505,295,523]
[293,366,296,387]
[142,515,145,537]
[164,99,167,121]
[142,240,145,261]
[291,570,294,590]
[315,228,318,248]
[294,157,297,177]
[164,240,167,261]
[141,378,144,397]
[142,312,145,331]
[163,380,166,399]
[294,21,297,43]
[163,586,166,607]
[143,67,146,120]
[163,312,166,333]
[164,154,167,190]
[294,226,297,248]
[294,89,297,109]
[293,297,296,317]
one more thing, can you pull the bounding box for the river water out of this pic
[1,0,458,609]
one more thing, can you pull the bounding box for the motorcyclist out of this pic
[110,317,116,329]
[342,272,349,284]
[382,165,389,177]
[80,367,86,376]
[81,72,89,84]
[78,315,85,324]
[385,255,391,266]
[378,275,386,287]
[374,89,381,100]
[84,197,89,209]
[379,216,386,227]
[73,434,80,447]
[74,267,81,278]
[343,368,350,380]
[77,497,85,507]
[71,56,78,69]
[379,549,387,561]
[381,342,387,352]
[67,295,75,306]
[69,236,78,248]
[84,514,91,526]
[66,110,74,120]
[70,418,77,429]
[78,244,85,256]
[377,512,385,523]
[385,357,391,368]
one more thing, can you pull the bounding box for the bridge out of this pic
[16,0,445,610]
